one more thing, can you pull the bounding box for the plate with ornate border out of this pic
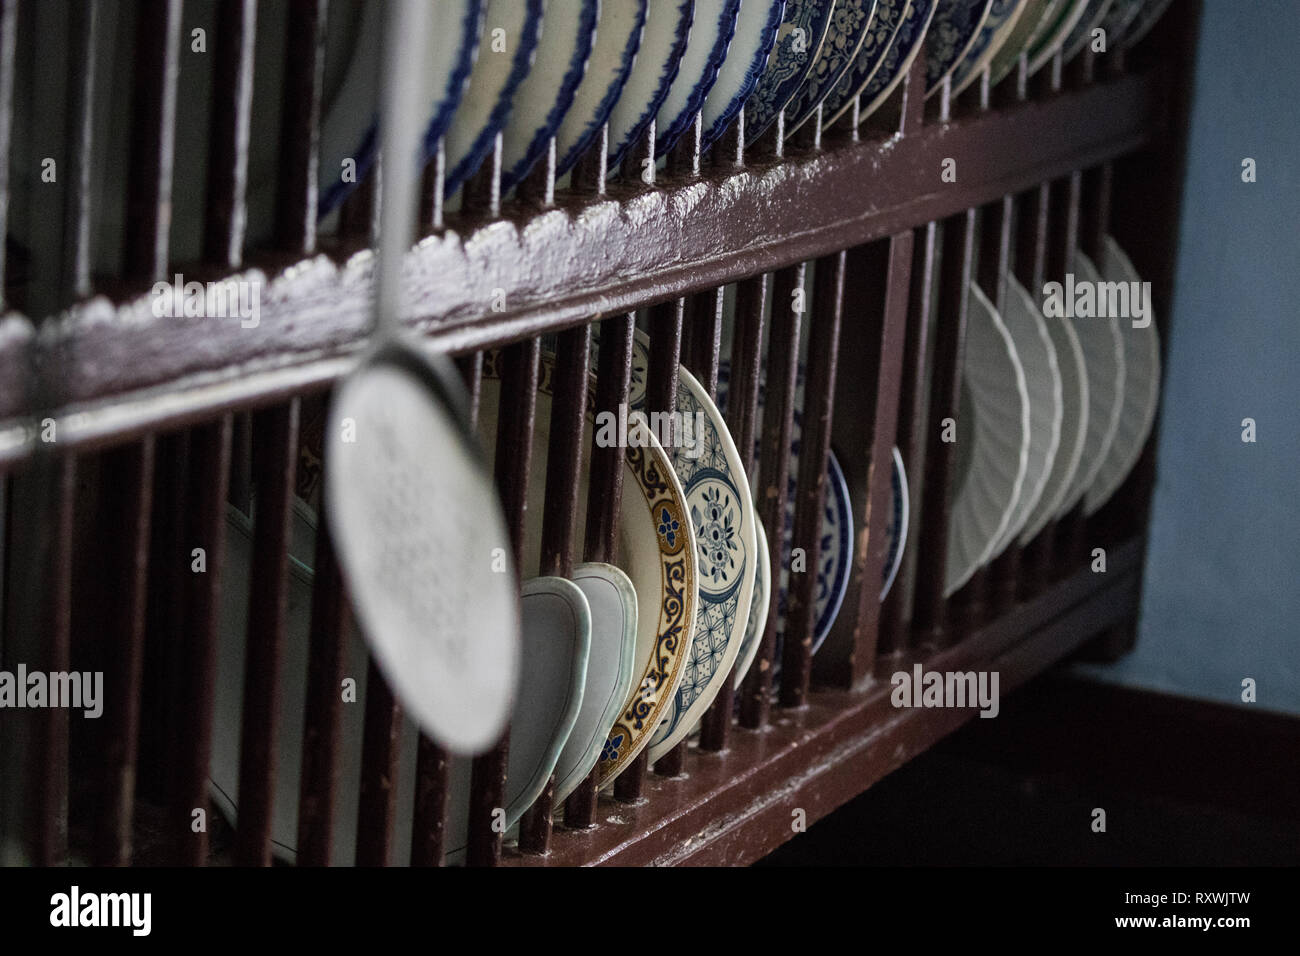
[605,0,695,171]
[949,0,1031,97]
[552,0,649,177]
[925,0,995,96]
[819,0,910,130]
[856,0,938,123]
[654,0,743,157]
[699,0,788,152]
[1054,249,1126,518]
[498,0,600,193]
[624,333,756,765]
[987,0,1059,86]
[441,0,544,199]
[1083,236,1161,514]
[782,0,879,137]
[945,283,1030,597]
[742,0,837,145]
[882,446,910,600]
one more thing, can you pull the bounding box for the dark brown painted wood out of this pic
[205,0,258,268]
[61,0,99,302]
[0,0,15,306]
[782,251,844,705]
[741,264,804,729]
[234,400,300,865]
[410,735,449,866]
[354,657,401,866]
[275,0,327,253]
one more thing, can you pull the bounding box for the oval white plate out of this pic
[552,0,649,176]
[605,0,695,170]
[1055,249,1126,517]
[654,0,743,157]
[554,563,640,805]
[498,0,600,192]
[732,516,772,689]
[987,272,1063,558]
[945,282,1031,597]
[1084,235,1161,514]
[699,0,788,151]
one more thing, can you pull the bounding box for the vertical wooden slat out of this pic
[740,265,803,729]
[468,338,539,865]
[204,0,257,267]
[462,134,504,218]
[1048,170,1086,578]
[519,324,590,852]
[0,0,16,304]
[913,209,979,646]
[61,0,99,300]
[517,137,557,207]
[571,125,608,197]
[124,0,183,282]
[92,440,154,866]
[354,657,401,866]
[234,400,300,866]
[878,222,940,656]
[170,415,233,865]
[781,252,844,705]
[296,498,351,866]
[275,0,328,253]
[563,314,632,827]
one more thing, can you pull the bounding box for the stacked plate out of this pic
[943,235,1162,597]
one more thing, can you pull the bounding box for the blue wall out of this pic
[1075,0,1300,713]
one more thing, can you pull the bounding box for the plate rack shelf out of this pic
[0,0,1200,867]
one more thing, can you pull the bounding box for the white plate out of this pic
[1059,0,1115,64]
[605,0,695,170]
[987,273,1063,558]
[1026,0,1092,74]
[654,0,743,157]
[731,516,772,690]
[625,333,757,764]
[882,446,910,600]
[554,563,639,805]
[699,0,788,151]
[1084,236,1161,513]
[945,283,1031,596]
[441,0,544,198]
[498,0,600,192]
[1055,249,1126,517]
[1019,285,1089,544]
[552,0,649,176]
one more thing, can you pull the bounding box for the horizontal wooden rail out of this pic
[0,71,1160,466]
[505,538,1144,866]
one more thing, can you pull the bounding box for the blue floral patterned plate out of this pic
[925,0,996,96]
[856,0,938,123]
[625,334,757,764]
[441,0,544,198]
[498,0,600,192]
[949,0,1030,97]
[552,0,649,177]
[782,0,880,136]
[819,0,911,129]
[605,0,695,171]
[698,0,788,152]
[742,0,837,145]
[654,0,743,158]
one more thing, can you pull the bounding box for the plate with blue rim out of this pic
[605,0,695,172]
[819,0,911,130]
[949,0,1031,98]
[441,0,544,200]
[782,0,879,137]
[716,361,854,661]
[498,0,601,193]
[624,332,757,765]
[698,0,788,153]
[855,0,938,123]
[653,0,743,159]
[925,0,996,96]
[741,0,837,146]
[552,0,649,178]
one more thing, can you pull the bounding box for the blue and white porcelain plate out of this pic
[605,0,695,171]
[626,334,757,764]
[441,0,544,198]
[949,0,1029,97]
[819,0,910,129]
[498,0,600,192]
[698,0,787,152]
[782,0,880,136]
[654,0,743,157]
[742,0,837,145]
[857,0,937,122]
[925,0,996,95]
[731,516,772,689]
[316,0,483,217]
[552,0,648,177]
